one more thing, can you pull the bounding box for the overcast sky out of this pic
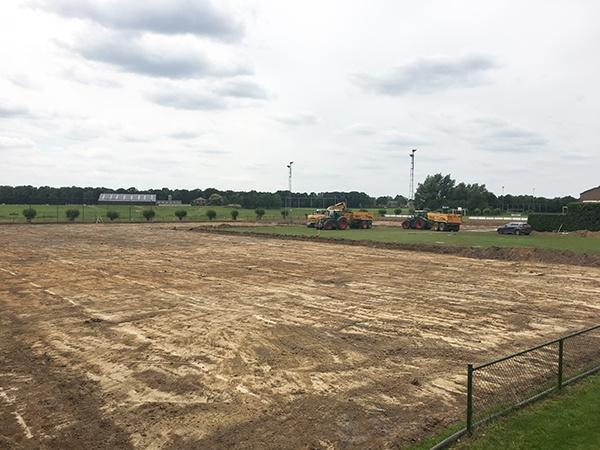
[1,0,599,197]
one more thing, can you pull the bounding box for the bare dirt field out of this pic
[1,224,599,449]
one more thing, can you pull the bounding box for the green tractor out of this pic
[315,209,349,230]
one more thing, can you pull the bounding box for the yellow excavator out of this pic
[308,202,374,230]
[306,209,327,227]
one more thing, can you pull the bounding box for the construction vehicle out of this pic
[306,209,327,227]
[401,210,461,231]
[314,202,374,230]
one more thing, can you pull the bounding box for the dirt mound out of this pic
[191,227,600,268]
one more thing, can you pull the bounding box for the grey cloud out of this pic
[69,33,250,79]
[30,0,243,41]
[274,112,318,126]
[353,55,497,95]
[149,89,226,110]
[474,120,547,152]
[217,78,267,99]
[439,118,547,153]
[168,131,202,139]
[0,103,31,118]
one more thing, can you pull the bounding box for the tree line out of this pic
[0,185,377,209]
[0,178,576,213]
[414,174,576,213]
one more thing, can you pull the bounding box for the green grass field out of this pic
[227,225,600,254]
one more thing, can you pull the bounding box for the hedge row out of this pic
[528,203,600,231]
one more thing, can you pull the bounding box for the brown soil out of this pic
[1,224,599,449]
[194,227,600,268]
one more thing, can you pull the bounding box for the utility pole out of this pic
[501,185,505,213]
[409,149,417,205]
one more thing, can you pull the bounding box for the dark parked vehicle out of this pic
[497,222,532,235]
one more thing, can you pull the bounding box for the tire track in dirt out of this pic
[1,224,599,449]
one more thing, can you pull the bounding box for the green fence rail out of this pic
[431,324,600,449]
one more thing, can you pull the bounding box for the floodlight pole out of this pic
[286,161,294,223]
[409,149,417,204]
[287,161,294,194]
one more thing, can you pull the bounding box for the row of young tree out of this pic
[0,177,576,213]
[19,207,277,223]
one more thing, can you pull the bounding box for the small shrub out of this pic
[493,208,502,216]
[378,208,387,217]
[394,208,402,215]
[473,208,482,216]
[230,209,239,221]
[255,208,265,220]
[22,207,37,223]
[142,209,156,221]
[175,209,187,221]
[106,211,119,221]
[65,208,80,221]
[206,209,217,220]
[482,207,492,216]
[280,209,289,218]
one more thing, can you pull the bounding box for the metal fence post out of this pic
[467,364,474,434]
[558,339,564,390]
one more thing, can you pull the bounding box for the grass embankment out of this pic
[227,226,600,254]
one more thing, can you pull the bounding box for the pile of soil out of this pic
[191,227,600,268]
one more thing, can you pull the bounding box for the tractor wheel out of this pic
[515,229,521,236]
[434,222,440,231]
[401,220,411,229]
[323,220,334,230]
[439,222,447,232]
[361,220,369,229]
[337,217,348,230]
[415,218,425,229]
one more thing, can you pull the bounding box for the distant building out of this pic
[579,186,600,203]
[98,193,157,205]
[191,197,207,206]
[156,194,182,206]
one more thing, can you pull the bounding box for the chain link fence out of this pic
[433,324,600,449]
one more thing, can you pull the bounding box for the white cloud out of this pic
[0,136,35,150]
[0,0,598,196]
[274,112,318,126]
